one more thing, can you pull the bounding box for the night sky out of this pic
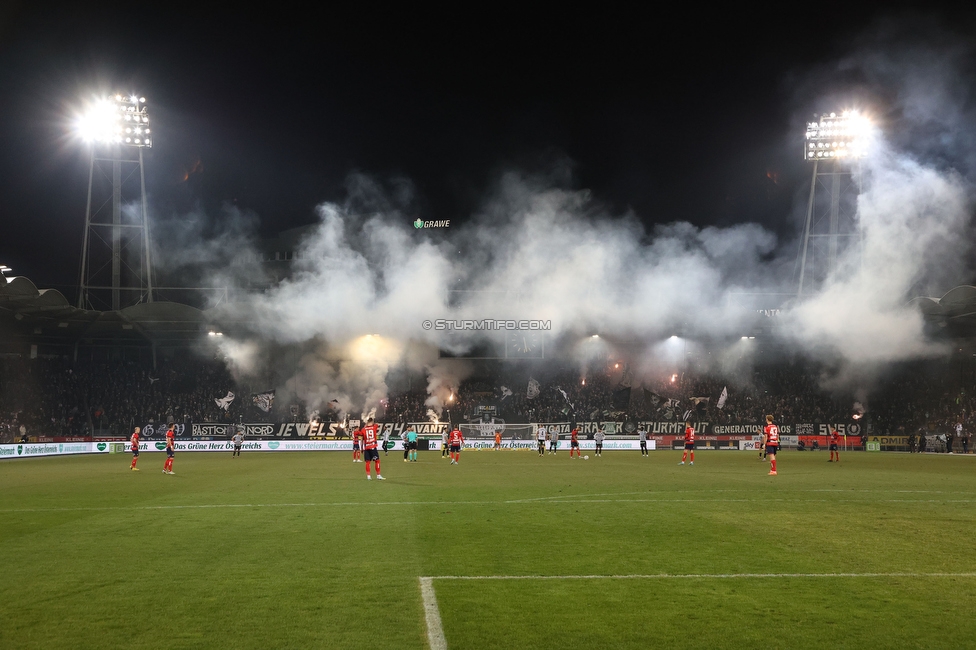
[0,3,974,293]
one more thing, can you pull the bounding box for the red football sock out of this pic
[690,452,694,462]
[131,458,137,468]
[375,459,381,474]
[835,454,839,462]
[681,451,687,462]
[771,459,777,471]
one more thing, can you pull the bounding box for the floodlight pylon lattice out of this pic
[796,111,867,296]
[77,94,154,311]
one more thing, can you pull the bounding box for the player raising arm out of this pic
[361,418,384,480]
[129,427,141,471]
[763,415,780,476]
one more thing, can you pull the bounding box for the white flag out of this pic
[214,391,235,411]
[716,386,728,410]
[252,390,275,413]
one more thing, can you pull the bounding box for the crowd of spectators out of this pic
[1,353,973,441]
[383,363,854,426]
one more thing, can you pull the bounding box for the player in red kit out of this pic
[449,427,464,464]
[763,415,779,476]
[129,426,141,471]
[162,424,176,475]
[569,427,581,458]
[352,426,363,462]
[361,418,384,480]
[678,421,695,465]
[828,428,841,462]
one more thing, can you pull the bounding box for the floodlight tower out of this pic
[77,94,154,310]
[796,111,869,295]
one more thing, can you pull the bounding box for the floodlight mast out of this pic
[796,111,868,296]
[77,94,154,310]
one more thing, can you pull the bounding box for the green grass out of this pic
[2,449,976,649]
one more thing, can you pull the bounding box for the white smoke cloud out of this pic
[152,202,265,295]
[201,18,976,411]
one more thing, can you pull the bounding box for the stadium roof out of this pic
[910,285,976,331]
[0,276,211,348]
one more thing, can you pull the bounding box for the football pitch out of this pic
[3,449,976,649]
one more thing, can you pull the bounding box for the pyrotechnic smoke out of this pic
[152,202,265,291]
[197,17,975,411]
[425,360,473,416]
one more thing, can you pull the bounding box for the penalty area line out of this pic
[422,572,976,581]
[416,572,976,648]
[419,577,448,650]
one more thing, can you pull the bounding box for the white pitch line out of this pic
[419,577,448,650]
[415,571,976,648]
[2,497,975,514]
[424,572,976,581]
[505,491,648,503]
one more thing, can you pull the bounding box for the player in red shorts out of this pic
[129,426,141,471]
[352,426,362,463]
[828,428,841,462]
[361,418,384,480]
[162,424,176,475]
[763,415,780,476]
[448,426,464,464]
[569,427,581,458]
[678,421,695,465]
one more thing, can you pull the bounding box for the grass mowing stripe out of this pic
[5,452,976,648]
[4,497,975,513]
[7,498,973,514]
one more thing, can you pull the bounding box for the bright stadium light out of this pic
[804,110,871,161]
[76,94,152,148]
